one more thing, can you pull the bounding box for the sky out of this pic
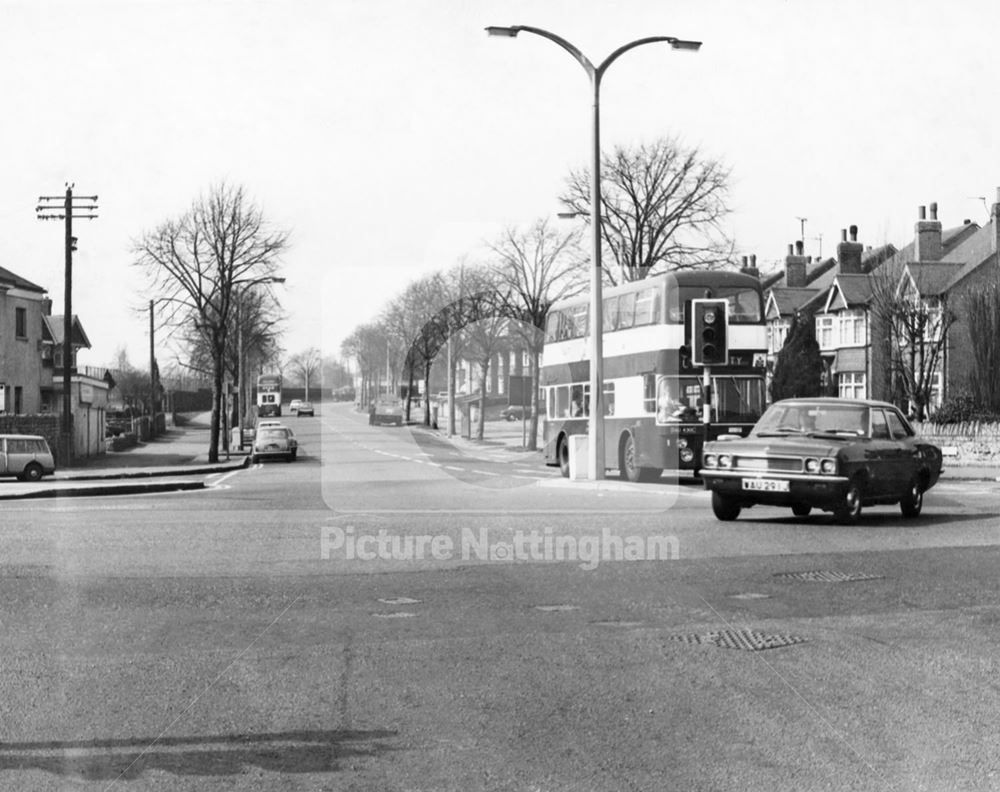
[2,0,1000,381]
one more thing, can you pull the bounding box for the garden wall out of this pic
[910,421,1000,465]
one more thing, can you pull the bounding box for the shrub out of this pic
[930,393,1000,424]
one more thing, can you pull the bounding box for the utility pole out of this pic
[150,299,156,431]
[36,184,98,465]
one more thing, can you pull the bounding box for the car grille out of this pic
[732,456,803,473]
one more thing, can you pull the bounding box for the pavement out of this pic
[0,412,248,500]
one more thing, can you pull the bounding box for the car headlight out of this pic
[718,454,732,469]
[805,457,819,473]
[703,453,717,468]
[821,458,837,475]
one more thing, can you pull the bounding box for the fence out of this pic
[910,421,1000,465]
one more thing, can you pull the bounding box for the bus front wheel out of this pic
[557,436,570,478]
[620,434,660,483]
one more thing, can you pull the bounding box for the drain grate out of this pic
[774,570,883,583]
[669,628,806,651]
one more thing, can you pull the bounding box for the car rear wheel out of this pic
[899,478,923,518]
[711,492,741,521]
[834,479,863,524]
[791,503,812,518]
[20,462,43,482]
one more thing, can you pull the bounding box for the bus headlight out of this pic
[680,448,694,463]
[678,438,688,449]
[703,453,718,468]
[821,458,837,475]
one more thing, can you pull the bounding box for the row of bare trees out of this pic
[338,136,735,446]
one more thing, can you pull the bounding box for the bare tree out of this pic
[488,218,585,449]
[133,183,288,461]
[341,322,389,409]
[560,136,733,284]
[869,265,955,420]
[964,279,1000,413]
[287,347,322,402]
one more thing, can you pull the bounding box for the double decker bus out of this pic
[541,269,767,479]
[256,373,283,417]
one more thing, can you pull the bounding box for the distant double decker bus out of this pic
[540,269,768,480]
[256,373,283,417]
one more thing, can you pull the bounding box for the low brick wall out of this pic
[911,421,1000,465]
[0,414,63,463]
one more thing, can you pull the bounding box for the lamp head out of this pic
[669,38,702,51]
[485,26,520,37]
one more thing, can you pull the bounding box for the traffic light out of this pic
[691,298,728,366]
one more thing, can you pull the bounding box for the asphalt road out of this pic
[2,402,1000,790]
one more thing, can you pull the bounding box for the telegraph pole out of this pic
[36,184,98,465]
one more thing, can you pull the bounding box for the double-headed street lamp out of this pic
[486,25,700,480]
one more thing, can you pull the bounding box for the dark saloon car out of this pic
[701,398,942,523]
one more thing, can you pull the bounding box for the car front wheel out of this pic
[834,479,863,524]
[791,503,812,518]
[900,478,923,517]
[711,492,741,521]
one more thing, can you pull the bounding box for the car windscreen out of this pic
[753,403,869,436]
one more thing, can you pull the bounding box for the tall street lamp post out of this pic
[486,25,700,480]
[235,276,285,450]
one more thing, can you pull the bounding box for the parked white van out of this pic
[0,435,55,481]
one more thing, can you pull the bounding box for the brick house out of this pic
[0,265,49,414]
[812,201,989,412]
[763,231,894,397]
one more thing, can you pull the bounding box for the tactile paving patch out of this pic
[669,629,806,651]
[773,570,884,583]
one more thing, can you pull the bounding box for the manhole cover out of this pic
[669,629,806,651]
[774,570,883,583]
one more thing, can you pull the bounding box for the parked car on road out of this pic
[0,434,56,481]
[500,405,533,421]
[288,399,303,414]
[295,401,315,417]
[701,398,942,524]
[372,397,404,426]
[250,426,298,463]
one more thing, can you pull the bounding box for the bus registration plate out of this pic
[742,478,789,492]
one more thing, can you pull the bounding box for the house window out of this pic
[838,372,866,399]
[838,309,866,346]
[15,307,27,339]
[816,315,835,350]
[767,320,789,354]
[14,386,23,414]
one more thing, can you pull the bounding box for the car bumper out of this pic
[702,470,850,507]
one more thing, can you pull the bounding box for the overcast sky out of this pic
[2,0,998,377]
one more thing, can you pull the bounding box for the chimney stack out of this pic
[785,241,809,287]
[739,254,760,279]
[914,203,942,261]
[837,224,864,274]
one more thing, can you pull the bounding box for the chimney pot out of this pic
[795,240,804,256]
[850,224,858,241]
[750,254,757,267]
[930,202,938,221]
[788,244,794,256]
[841,229,847,242]
[919,205,926,220]
[742,255,748,266]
